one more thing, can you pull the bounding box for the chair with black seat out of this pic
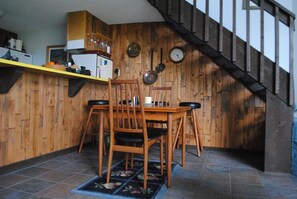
[106,79,165,189]
[78,100,109,153]
[147,86,172,129]
[173,102,203,156]
[149,86,172,107]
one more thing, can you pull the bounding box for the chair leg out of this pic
[173,118,183,152]
[160,136,164,175]
[191,109,200,157]
[106,144,114,184]
[143,148,148,189]
[78,107,94,153]
[195,114,204,151]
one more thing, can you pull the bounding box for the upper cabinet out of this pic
[66,11,112,57]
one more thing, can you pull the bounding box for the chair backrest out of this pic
[149,86,172,106]
[108,79,148,141]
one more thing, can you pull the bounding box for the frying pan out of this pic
[143,48,158,85]
[155,48,165,73]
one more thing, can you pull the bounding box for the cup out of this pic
[145,96,152,104]
[133,96,138,106]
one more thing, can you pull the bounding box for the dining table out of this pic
[91,104,191,188]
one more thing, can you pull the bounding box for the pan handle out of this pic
[151,48,154,70]
[160,48,163,63]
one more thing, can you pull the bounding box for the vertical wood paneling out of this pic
[111,22,265,151]
[0,72,108,167]
[0,22,266,167]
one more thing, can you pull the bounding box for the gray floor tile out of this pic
[0,174,29,187]
[266,187,297,199]
[3,146,297,199]
[232,194,269,199]
[14,167,50,177]
[200,170,231,182]
[194,179,231,199]
[10,178,55,194]
[37,160,69,170]
[0,188,32,199]
[38,183,75,199]
[232,183,268,197]
[258,172,297,189]
[230,167,262,185]
[37,170,74,182]
[55,163,92,174]
[63,174,94,186]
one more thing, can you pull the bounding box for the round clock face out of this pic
[169,47,185,63]
[127,42,141,58]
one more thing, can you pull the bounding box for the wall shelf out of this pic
[0,59,108,97]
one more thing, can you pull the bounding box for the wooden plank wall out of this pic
[0,21,266,167]
[111,22,265,151]
[0,73,108,167]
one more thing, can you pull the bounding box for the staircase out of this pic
[148,0,295,173]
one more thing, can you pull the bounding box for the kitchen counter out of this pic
[0,59,108,97]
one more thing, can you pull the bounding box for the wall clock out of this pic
[169,47,185,63]
[127,42,141,58]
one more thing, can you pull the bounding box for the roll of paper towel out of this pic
[16,40,23,51]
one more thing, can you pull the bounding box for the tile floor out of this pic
[0,145,297,199]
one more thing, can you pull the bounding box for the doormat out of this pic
[72,158,178,199]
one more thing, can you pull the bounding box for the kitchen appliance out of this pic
[71,54,113,78]
[0,47,32,64]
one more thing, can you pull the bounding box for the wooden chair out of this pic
[106,79,165,189]
[147,86,172,129]
[149,86,172,107]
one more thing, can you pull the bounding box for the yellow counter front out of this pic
[0,59,108,96]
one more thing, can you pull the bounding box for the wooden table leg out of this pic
[167,113,173,188]
[98,110,104,176]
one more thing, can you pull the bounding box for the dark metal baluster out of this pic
[180,0,185,24]
[246,0,251,73]
[192,0,197,32]
[260,0,264,83]
[232,0,236,62]
[204,0,209,42]
[275,5,280,94]
[289,16,294,106]
[219,0,223,53]
[168,0,172,16]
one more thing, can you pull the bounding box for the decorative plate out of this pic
[127,42,141,58]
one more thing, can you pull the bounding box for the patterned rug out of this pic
[73,158,178,199]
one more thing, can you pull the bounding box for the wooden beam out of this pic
[274,6,280,94]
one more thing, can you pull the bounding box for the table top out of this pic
[91,104,191,113]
